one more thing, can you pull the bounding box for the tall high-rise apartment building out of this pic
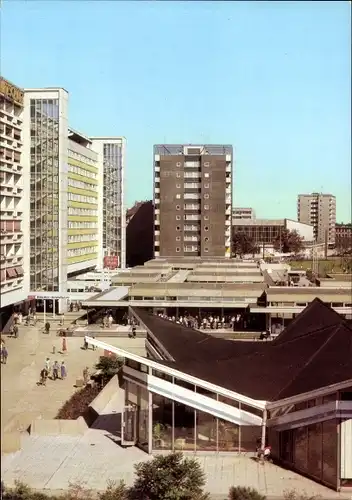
[154,144,233,258]
[297,193,336,245]
[91,138,126,269]
[0,77,30,310]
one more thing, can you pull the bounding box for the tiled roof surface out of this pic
[132,299,352,402]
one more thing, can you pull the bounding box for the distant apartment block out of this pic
[233,218,314,246]
[297,193,336,245]
[0,77,30,309]
[335,223,352,249]
[91,138,126,269]
[232,207,255,221]
[154,144,233,258]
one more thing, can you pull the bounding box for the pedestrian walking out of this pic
[45,357,51,372]
[83,336,88,350]
[13,324,19,338]
[52,361,59,380]
[60,361,67,380]
[2,346,8,364]
[40,367,48,386]
[92,336,96,350]
[83,366,89,385]
[62,336,67,353]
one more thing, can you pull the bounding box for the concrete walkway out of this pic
[1,323,145,451]
[1,432,350,499]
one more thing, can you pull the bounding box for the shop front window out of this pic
[322,419,338,488]
[174,401,195,451]
[138,385,149,452]
[218,418,239,452]
[294,426,308,471]
[152,394,173,450]
[240,425,260,452]
[196,409,217,451]
[308,423,323,480]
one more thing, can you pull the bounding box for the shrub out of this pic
[130,451,209,500]
[228,486,267,500]
[55,384,101,420]
[3,480,53,500]
[283,491,321,500]
[98,480,129,500]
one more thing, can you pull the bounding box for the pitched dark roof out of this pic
[131,298,352,402]
[272,298,344,345]
[133,308,265,363]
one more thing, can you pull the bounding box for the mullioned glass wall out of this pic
[30,99,60,290]
[124,371,261,454]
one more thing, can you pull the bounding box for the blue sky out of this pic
[1,1,351,221]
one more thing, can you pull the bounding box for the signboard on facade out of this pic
[0,77,24,105]
[104,255,119,270]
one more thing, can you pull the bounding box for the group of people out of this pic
[156,312,246,331]
[39,358,67,386]
[0,339,8,364]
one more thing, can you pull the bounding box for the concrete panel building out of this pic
[67,129,101,275]
[91,137,126,269]
[154,144,233,259]
[233,218,314,246]
[233,207,255,220]
[0,77,30,312]
[297,193,336,245]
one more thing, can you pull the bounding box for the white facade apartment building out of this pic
[0,78,30,309]
[91,137,126,269]
[297,193,336,245]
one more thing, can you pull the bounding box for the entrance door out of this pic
[121,404,137,446]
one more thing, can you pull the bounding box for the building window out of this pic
[204,205,209,210]
[204,237,209,242]
[204,173,210,178]
[176,205,180,210]
[176,226,181,231]
[176,194,181,199]
[204,194,209,199]
[204,247,209,252]
[204,162,210,167]
[176,247,181,252]
[176,236,181,241]
[176,162,182,167]
[204,183,209,188]
[176,215,181,220]
[176,183,181,188]
[176,173,181,178]
[204,215,209,220]
[204,226,209,231]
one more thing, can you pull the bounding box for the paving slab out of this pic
[1,324,145,440]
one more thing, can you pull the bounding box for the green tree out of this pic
[232,231,259,257]
[130,452,209,500]
[228,486,266,500]
[95,355,124,384]
[273,229,304,254]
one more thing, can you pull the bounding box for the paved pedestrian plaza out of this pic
[1,319,351,499]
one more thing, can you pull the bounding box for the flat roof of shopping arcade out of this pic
[82,259,352,314]
[83,283,352,315]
